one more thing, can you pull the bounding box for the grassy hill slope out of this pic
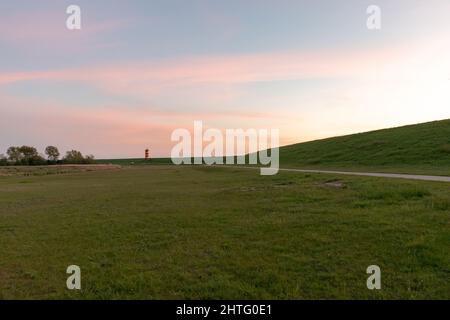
[280,119,450,175]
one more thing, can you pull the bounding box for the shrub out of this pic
[0,154,7,166]
[63,150,95,164]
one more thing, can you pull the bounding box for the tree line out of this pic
[0,146,95,166]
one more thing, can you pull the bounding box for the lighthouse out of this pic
[145,149,150,160]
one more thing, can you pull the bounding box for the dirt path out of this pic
[278,168,450,182]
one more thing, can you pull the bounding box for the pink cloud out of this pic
[1,40,439,158]
[0,93,290,158]
[0,9,126,52]
[0,43,410,100]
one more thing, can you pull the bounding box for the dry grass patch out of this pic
[0,164,121,177]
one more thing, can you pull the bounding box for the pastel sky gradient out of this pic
[1,0,450,158]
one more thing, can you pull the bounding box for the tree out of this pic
[63,150,85,164]
[6,146,45,165]
[18,146,44,165]
[19,146,38,159]
[7,146,22,163]
[45,146,60,162]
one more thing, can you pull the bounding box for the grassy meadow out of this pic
[0,165,449,299]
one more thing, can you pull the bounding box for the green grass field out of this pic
[1,165,449,299]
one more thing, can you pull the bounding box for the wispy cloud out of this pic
[0,93,293,157]
[0,43,409,100]
[2,1,450,158]
[0,9,126,52]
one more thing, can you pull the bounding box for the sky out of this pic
[1,0,450,158]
